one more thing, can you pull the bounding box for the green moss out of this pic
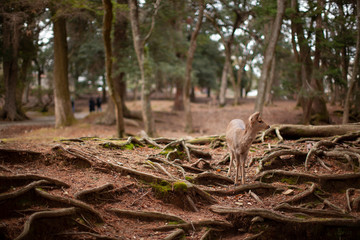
[280,177,298,185]
[185,176,193,182]
[173,181,188,192]
[151,180,172,197]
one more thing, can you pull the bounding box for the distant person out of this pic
[89,96,95,112]
[71,96,75,113]
[96,96,102,112]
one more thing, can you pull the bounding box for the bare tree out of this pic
[254,0,286,114]
[206,2,250,106]
[343,0,360,123]
[183,0,205,133]
[128,0,161,137]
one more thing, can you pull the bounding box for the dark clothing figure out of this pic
[96,97,102,112]
[89,97,96,112]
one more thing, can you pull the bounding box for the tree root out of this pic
[256,170,360,192]
[191,158,212,170]
[163,228,185,240]
[258,149,307,172]
[0,174,70,192]
[0,165,12,173]
[152,219,233,232]
[107,208,186,222]
[14,207,77,240]
[74,183,115,201]
[210,205,360,226]
[0,148,43,164]
[185,136,225,145]
[147,155,187,178]
[55,231,122,240]
[52,145,93,168]
[34,188,103,222]
[205,182,280,196]
[274,203,353,218]
[192,171,233,185]
[346,188,360,212]
[282,183,318,204]
[0,180,50,201]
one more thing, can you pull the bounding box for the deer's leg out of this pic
[235,153,240,185]
[241,153,248,184]
[227,150,235,177]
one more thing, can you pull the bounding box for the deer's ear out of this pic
[249,112,260,126]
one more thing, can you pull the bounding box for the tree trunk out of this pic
[219,57,230,106]
[53,15,74,127]
[343,0,360,124]
[103,0,125,137]
[1,14,26,121]
[311,0,329,123]
[128,0,160,137]
[265,56,276,105]
[254,0,285,114]
[183,0,204,133]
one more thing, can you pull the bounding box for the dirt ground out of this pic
[1,98,359,240]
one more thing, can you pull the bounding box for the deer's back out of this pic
[226,119,245,149]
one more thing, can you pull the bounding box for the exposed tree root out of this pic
[210,205,360,226]
[249,190,264,206]
[0,174,70,192]
[185,136,225,145]
[0,180,50,201]
[256,170,360,192]
[274,203,353,218]
[100,161,172,183]
[163,228,185,240]
[205,182,280,196]
[282,183,318,204]
[74,183,115,201]
[152,219,233,232]
[0,165,12,173]
[52,145,93,168]
[188,148,212,160]
[142,136,163,149]
[147,155,187,178]
[14,207,77,240]
[191,158,212,170]
[56,231,122,240]
[0,148,43,163]
[34,188,103,222]
[262,124,360,140]
[107,208,186,222]
[192,171,233,185]
[258,149,307,172]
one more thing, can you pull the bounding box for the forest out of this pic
[1,0,360,239]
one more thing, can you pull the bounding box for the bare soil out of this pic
[1,99,359,240]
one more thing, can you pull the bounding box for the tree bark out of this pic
[343,0,360,123]
[1,14,26,120]
[265,56,276,105]
[53,15,74,127]
[128,0,161,137]
[254,0,286,114]
[311,0,329,123]
[102,0,125,137]
[183,0,205,133]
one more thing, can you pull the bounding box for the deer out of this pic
[226,112,270,185]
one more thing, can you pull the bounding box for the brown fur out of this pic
[226,112,270,185]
